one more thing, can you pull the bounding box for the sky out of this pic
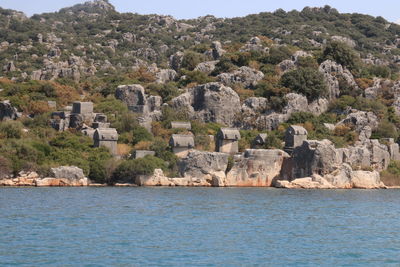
[0,0,399,23]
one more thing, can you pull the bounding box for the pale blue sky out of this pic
[0,0,399,23]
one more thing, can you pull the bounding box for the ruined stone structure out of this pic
[169,134,195,158]
[93,128,119,156]
[252,133,268,148]
[216,128,241,154]
[72,101,94,122]
[133,150,156,159]
[284,125,308,154]
[171,121,191,130]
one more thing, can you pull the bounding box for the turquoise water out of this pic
[1,188,400,266]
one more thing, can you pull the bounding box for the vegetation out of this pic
[1,2,400,183]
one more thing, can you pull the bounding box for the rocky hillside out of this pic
[1,0,400,186]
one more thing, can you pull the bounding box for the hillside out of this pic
[1,0,400,187]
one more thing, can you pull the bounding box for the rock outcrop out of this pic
[0,100,20,121]
[223,149,290,187]
[171,82,240,126]
[178,150,229,179]
[0,166,89,187]
[239,93,329,130]
[115,84,162,130]
[319,60,358,99]
[217,66,264,88]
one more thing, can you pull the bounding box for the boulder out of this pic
[169,51,184,71]
[50,166,85,180]
[155,69,177,84]
[171,82,240,126]
[217,66,264,88]
[287,140,340,179]
[275,176,334,189]
[0,100,20,121]
[240,37,268,53]
[211,41,226,60]
[194,60,218,74]
[115,84,146,109]
[224,149,289,187]
[319,60,358,99]
[336,110,379,141]
[136,169,212,187]
[351,170,384,189]
[178,150,229,178]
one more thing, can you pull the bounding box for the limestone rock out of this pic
[171,82,240,126]
[287,139,340,179]
[336,110,379,140]
[351,170,383,189]
[178,150,229,178]
[136,169,212,187]
[211,41,226,60]
[275,176,334,189]
[0,100,20,121]
[194,60,218,74]
[169,51,184,71]
[217,66,264,88]
[225,149,289,187]
[50,166,85,180]
[115,84,146,109]
[319,60,358,99]
[155,69,177,84]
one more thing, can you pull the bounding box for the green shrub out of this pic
[0,121,23,139]
[381,161,400,186]
[111,156,166,184]
[132,126,153,145]
[321,41,360,71]
[281,67,328,101]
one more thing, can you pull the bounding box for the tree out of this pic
[281,67,328,100]
[322,41,360,71]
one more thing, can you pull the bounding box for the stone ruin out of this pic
[93,128,119,156]
[216,128,241,154]
[284,125,308,155]
[49,101,120,156]
[169,134,195,158]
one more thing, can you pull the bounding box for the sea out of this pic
[1,187,400,266]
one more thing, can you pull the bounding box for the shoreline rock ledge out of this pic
[0,166,90,187]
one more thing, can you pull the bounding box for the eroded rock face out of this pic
[0,167,89,187]
[336,110,378,141]
[171,82,240,126]
[238,93,329,130]
[115,84,146,109]
[224,149,289,187]
[136,169,213,187]
[178,150,229,178]
[217,66,264,88]
[211,41,226,60]
[319,60,358,99]
[194,60,218,74]
[285,139,340,180]
[0,100,20,121]
[155,69,177,84]
[50,166,85,180]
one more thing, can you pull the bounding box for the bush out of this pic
[111,156,166,184]
[132,126,153,145]
[321,41,360,71]
[381,161,400,186]
[181,51,205,71]
[0,121,23,139]
[281,67,328,101]
[371,120,399,139]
